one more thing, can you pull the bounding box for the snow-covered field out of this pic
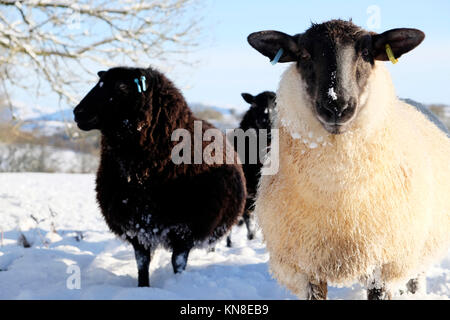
[0,173,449,300]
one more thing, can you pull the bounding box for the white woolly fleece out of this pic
[255,62,450,297]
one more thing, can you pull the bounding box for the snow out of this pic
[328,87,338,101]
[291,133,301,140]
[287,131,324,150]
[0,173,449,300]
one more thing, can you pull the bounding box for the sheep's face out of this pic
[74,67,148,133]
[241,91,276,130]
[248,20,424,134]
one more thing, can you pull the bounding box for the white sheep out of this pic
[248,19,450,299]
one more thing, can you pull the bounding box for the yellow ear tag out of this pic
[385,44,398,64]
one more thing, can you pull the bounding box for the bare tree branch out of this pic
[0,0,202,117]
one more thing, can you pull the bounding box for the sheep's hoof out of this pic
[367,285,391,300]
[406,273,425,295]
[137,271,150,287]
[137,280,150,287]
[307,280,328,300]
[226,236,232,248]
[406,279,419,294]
[172,248,191,274]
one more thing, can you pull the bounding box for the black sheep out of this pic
[227,91,276,247]
[73,67,246,286]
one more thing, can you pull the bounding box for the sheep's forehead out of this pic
[305,20,363,44]
[301,37,360,90]
[308,30,362,77]
[307,36,358,72]
[303,20,364,68]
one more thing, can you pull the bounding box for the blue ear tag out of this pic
[134,78,142,93]
[271,48,284,65]
[140,76,147,92]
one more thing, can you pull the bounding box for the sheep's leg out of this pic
[131,239,152,287]
[307,279,328,300]
[226,235,232,248]
[243,211,255,240]
[367,282,391,300]
[171,242,193,274]
[226,217,245,247]
[406,272,426,295]
[226,210,255,247]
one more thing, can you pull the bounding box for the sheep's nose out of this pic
[73,105,88,122]
[73,106,80,115]
[73,105,85,117]
[317,98,357,124]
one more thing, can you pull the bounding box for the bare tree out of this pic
[0,0,202,110]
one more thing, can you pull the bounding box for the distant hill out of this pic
[190,102,239,116]
[3,101,244,136]
[3,96,448,144]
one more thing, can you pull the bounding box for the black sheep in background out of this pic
[227,91,276,247]
[74,67,246,287]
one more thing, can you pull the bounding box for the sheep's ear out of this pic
[97,71,106,78]
[372,28,425,61]
[241,93,254,104]
[247,31,300,63]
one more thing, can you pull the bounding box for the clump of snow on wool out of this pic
[328,87,338,101]
[328,71,338,101]
[287,127,327,149]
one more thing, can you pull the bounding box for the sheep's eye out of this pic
[361,48,369,57]
[99,81,104,88]
[117,83,128,91]
[300,49,311,61]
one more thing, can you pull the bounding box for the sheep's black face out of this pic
[296,23,373,134]
[248,20,425,134]
[74,67,148,133]
[241,91,276,130]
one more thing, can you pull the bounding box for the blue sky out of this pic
[9,0,450,113]
[171,0,450,111]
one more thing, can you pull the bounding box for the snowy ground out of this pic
[0,173,449,300]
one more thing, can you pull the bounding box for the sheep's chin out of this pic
[314,110,357,134]
[321,123,347,135]
[75,116,100,131]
